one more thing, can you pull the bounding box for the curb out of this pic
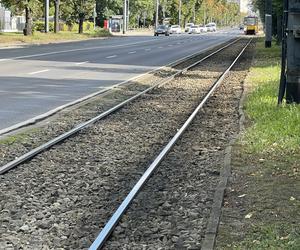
[201,67,248,250]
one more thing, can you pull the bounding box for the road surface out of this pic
[0,29,240,131]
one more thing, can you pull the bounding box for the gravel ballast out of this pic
[0,39,252,249]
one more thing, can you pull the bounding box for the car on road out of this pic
[169,25,182,34]
[206,22,217,32]
[189,25,201,34]
[199,25,207,33]
[185,23,194,32]
[154,25,170,36]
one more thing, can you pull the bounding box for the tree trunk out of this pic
[54,0,60,33]
[24,6,32,36]
[78,13,84,34]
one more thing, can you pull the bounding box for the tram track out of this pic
[0,38,240,175]
[0,38,252,249]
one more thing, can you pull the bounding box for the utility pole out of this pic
[123,0,127,34]
[127,0,129,31]
[45,0,49,33]
[285,0,300,103]
[155,0,159,28]
[179,0,182,26]
[265,0,272,47]
[93,3,96,30]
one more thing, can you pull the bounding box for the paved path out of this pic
[0,29,241,130]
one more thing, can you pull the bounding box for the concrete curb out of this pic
[201,71,248,250]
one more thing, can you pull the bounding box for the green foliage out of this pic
[242,39,300,155]
[33,21,54,32]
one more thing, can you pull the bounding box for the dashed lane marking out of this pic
[76,61,89,65]
[28,69,50,75]
[128,51,136,54]
[106,55,117,59]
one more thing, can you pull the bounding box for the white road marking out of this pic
[168,45,173,47]
[106,55,117,59]
[158,47,163,49]
[128,51,136,54]
[76,61,89,65]
[0,39,165,62]
[145,48,151,51]
[28,69,50,75]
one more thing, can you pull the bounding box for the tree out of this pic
[54,0,60,33]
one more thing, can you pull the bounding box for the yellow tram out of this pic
[243,16,258,35]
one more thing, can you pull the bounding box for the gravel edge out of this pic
[201,48,251,250]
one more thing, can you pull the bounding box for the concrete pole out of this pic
[265,0,272,47]
[123,0,127,34]
[155,0,159,28]
[179,0,182,26]
[45,0,49,33]
[286,0,300,103]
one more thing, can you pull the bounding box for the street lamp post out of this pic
[123,0,127,34]
[179,0,182,26]
[155,0,159,28]
[45,0,49,33]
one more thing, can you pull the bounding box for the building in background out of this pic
[0,2,25,32]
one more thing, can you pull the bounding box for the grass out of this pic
[241,40,300,156]
[216,37,300,249]
[0,28,111,45]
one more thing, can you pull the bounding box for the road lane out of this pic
[0,30,240,131]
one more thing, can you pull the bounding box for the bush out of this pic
[33,21,54,32]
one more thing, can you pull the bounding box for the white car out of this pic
[169,25,182,34]
[185,23,194,32]
[189,25,201,34]
[206,22,217,32]
[199,25,207,32]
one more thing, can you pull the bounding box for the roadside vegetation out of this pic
[216,37,300,249]
[0,29,111,45]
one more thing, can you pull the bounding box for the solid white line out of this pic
[106,55,117,59]
[128,51,136,54]
[76,61,89,65]
[28,69,50,75]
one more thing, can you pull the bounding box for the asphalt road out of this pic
[0,29,241,131]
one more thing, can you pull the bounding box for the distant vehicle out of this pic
[189,25,200,34]
[239,24,244,30]
[154,25,170,36]
[243,16,258,35]
[199,25,207,32]
[185,23,194,32]
[169,25,182,34]
[206,22,217,32]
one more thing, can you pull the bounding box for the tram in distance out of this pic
[243,16,258,35]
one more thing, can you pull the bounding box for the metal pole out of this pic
[45,0,49,33]
[123,0,127,34]
[93,3,96,30]
[179,0,182,26]
[127,0,129,31]
[155,0,159,28]
[265,0,272,47]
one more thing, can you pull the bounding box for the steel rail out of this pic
[0,38,241,175]
[89,38,252,250]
